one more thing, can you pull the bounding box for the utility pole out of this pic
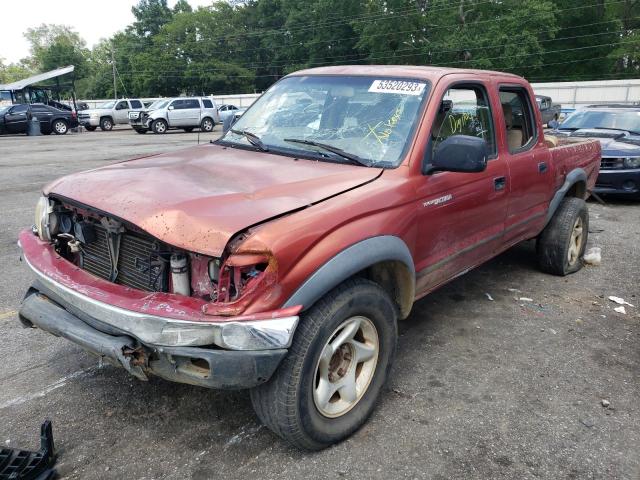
[111,48,117,100]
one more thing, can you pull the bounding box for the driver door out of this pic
[6,104,30,133]
[414,81,509,294]
[168,99,184,126]
[114,100,129,123]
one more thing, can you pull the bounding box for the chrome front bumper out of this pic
[78,116,100,126]
[21,253,298,351]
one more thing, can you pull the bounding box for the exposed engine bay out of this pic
[35,197,272,311]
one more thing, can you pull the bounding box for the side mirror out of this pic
[168,105,174,111]
[426,135,488,174]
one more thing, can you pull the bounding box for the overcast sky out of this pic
[0,0,212,64]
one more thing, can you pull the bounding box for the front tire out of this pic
[134,128,147,134]
[52,119,68,135]
[152,119,168,134]
[84,125,97,132]
[250,278,398,450]
[99,117,113,131]
[537,197,589,275]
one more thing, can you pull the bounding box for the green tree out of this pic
[0,58,33,84]
[609,0,640,76]
[24,24,89,78]
[355,0,558,78]
[130,0,174,37]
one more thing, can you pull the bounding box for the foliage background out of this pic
[1,0,638,98]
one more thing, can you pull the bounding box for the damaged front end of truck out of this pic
[18,195,299,389]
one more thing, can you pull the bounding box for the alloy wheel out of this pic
[313,316,379,418]
[567,216,583,266]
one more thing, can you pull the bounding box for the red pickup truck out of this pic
[18,66,600,450]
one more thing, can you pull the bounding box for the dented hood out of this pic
[45,144,381,256]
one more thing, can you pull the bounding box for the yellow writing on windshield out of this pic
[365,104,404,145]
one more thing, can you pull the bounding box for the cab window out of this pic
[500,87,536,153]
[116,101,128,110]
[431,84,496,156]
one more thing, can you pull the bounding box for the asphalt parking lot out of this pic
[0,127,638,479]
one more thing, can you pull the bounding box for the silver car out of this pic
[129,97,220,134]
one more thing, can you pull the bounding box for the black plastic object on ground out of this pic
[0,420,56,479]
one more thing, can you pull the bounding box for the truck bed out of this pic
[546,135,601,193]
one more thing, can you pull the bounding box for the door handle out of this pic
[494,176,506,191]
[538,162,548,173]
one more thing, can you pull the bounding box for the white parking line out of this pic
[0,367,95,410]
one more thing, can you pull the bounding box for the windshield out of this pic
[561,109,640,134]
[221,75,430,167]
[148,99,169,110]
[97,101,115,109]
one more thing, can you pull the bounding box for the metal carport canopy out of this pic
[0,65,75,90]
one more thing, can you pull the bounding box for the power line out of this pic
[96,16,638,76]
[110,2,628,62]
[109,37,639,78]
[105,46,639,85]
[36,4,633,65]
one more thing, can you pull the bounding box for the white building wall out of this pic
[531,79,640,109]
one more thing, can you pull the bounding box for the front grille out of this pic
[80,224,168,292]
[600,157,625,170]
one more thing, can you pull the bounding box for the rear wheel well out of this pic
[359,260,414,319]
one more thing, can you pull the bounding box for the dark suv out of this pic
[554,104,640,198]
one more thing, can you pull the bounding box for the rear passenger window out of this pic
[431,85,496,156]
[499,88,537,153]
[202,99,213,108]
[183,99,200,109]
[130,100,142,108]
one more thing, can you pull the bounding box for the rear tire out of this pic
[200,117,214,132]
[250,278,398,450]
[134,128,147,134]
[537,197,588,275]
[52,119,68,135]
[152,119,168,134]
[99,117,113,131]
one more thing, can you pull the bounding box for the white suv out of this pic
[129,97,220,134]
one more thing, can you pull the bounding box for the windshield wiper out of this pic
[592,127,640,136]
[230,129,268,151]
[283,138,372,167]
